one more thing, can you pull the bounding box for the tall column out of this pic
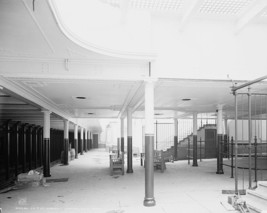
[4,120,11,180]
[85,129,88,152]
[121,118,124,153]
[87,130,90,150]
[74,124,78,159]
[216,105,224,174]
[63,120,69,165]
[143,78,156,207]
[43,110,51,177]
[80,127,84,155]
[28,125,33,171]
[14,122,20,177]
[173,118,178,161]
[127,108,133,173]
[192,112,198,167]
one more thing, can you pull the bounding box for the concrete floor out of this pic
[0,149,249,213]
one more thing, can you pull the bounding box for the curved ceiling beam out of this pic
[48,0,157,61]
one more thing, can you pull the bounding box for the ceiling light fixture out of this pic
[76,96,86,99]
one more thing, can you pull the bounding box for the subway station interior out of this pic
[1,0,267,212]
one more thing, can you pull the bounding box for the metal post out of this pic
[127,108,133,174]
[199,138,202,162]
[234,92,239,194]
[155,120,158,151]
[248,87,252,188]
[231,137,234,178]
[193,112,198,167]
[174,118,178,161]
[254,136,258,182]
[4,120,11,180]
[188,138,190,165]
[143,77,156,207]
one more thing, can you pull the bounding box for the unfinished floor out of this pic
[0,149,257,213]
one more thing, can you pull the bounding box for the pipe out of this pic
[232,75,267,92]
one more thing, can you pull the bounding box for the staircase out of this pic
[162,124,216,161]
[244,181,267,213]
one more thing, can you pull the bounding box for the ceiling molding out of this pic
[48,0,157,61]
[236,0,267,33]
[0,75,75,123]
[21,0,55,54]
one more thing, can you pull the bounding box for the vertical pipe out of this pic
[174,118,178,161]
[248,88,252,188]
[193,112,198,167]
[127,108,133,173]
[143,77,156,207]
[234,93,239,194]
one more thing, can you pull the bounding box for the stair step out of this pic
[245,189,267,213]
[246,196,267,213]
[247,190,267,201]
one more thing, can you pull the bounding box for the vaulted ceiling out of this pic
[0,0,267,132]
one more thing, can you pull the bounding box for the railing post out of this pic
[231,136,234,178]
[200,138,202,162]
[254,136,258,182]
[188,138,190,165]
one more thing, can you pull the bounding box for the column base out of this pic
[143,197,156,207]
[192,163,198,167]
[216,170,224,174]
[127,169,133,174]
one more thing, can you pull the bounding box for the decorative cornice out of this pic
[48,0,157,61]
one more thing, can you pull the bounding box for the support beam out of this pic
[216,105,224,174]
[143,78,156,207]
[80,127,84,155]
[43,110,51,177]
[173,118,178,161]
[63,120,69,165]
[85,129,88,152]
[127,108,133,173]
[74,124,78,159]
[236,1,267,34]
[121,118,124,153]
[179,0,204,31]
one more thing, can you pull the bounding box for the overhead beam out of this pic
[179,0,204,32]
[236,0,267,34]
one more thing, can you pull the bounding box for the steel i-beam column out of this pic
[64,120,69,165]
[192,112,198,167]
[121,118,124,153]
[127,108,133,173]
[174,118,178,161]
[143,78,156,207]
[43,110,51,177]
[216,105,224,174]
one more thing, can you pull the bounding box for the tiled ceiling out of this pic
[198,0,253,15]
